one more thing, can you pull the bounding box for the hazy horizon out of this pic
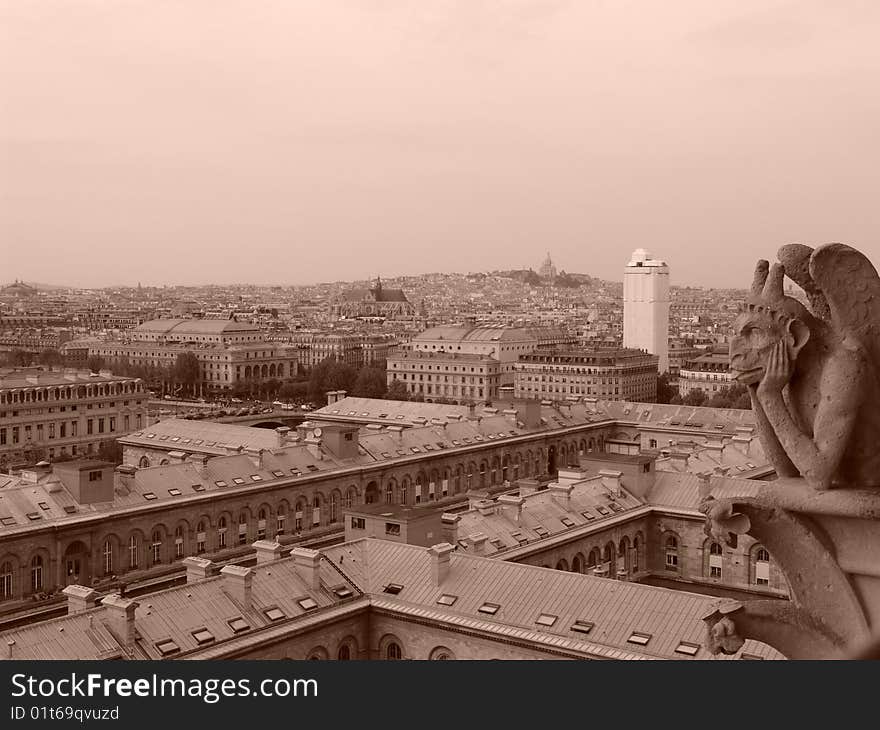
[4,1,880,289]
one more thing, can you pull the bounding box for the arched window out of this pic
[755,547,771,586]
[151,531,163,564]
[238,511,248,545]
[218,517,228,549]
[31,556,43,593]
[257,509,267,540]
[386,642,402,660]
[665,536,679,571]
[385,484,393,504]
[103,540,113,574]
[708,541,723,578]
[329,493,338,523]
[337,645,351,660]
[196,522,206,553]
[276,506,287,536]
[174,526,185,559]
[429,646,455,660]
[128,535,139,570]
[138,456,150,468]
[0,561,12,600]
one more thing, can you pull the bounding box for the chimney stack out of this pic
[497,494,524,524]
[245,447,265,470]
[429,543,455,585]
[221,565,254,609]
[182,556,213,583]
[467,532,488,556]
[599,469,623,498]
[291,547,322,591]
[167,450,187,465]
[101,594,140,650]
[275,426,291,448]
[253,539,285,564]
[61,585,99,614]
[549,483,574,510]
[441,513,460,545]
[6,640,14,659]
[189,454,210,476]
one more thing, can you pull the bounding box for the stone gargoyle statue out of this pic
[729,243,880,490]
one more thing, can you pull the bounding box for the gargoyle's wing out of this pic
[778,244,831,321]
[809,243,880,364]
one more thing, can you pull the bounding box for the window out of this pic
[385,642,402,660]
[478,602,501,615]
[665,536,679,570]
[756,547,770,585]
[174,526,184,559]
[570,620,594,634]
[218,517,228,549]
[437,594,458,606]
[103,540,113,574]
[351,517,365,530]
[383,583,403,595]
[337,645,351,660]
[30,556,43,593]
[385,522,401,537]
[151,531,162,563]
[675,641,700,657]
[128,535,139,569]
[709,541,722,579]
[627,631,652,646]
[155,639,180,657]
[535,613,558,627]
[192,628,215,645]
[264,607,286,621]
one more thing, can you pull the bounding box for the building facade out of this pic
[387,350,502,403]
[514,349,658,402]
[623,249,670,373]
[0,368,148,469]
[678,347,733,397]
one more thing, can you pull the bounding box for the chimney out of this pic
[167,450,187,465]
[182,556,212,583]
[669,452,690,470]
[253,539,285,564]
[429,542,455,585]
[101,594,140,650]
[599,469,623,498]
[467,402,477,420]
[502,408,518,425]
[275,426,291,448]
[291,547,322,591]
[221,565,254,609]
[549,483,574,510]
[62,585,99,614]
[245,448,265,470]
[441,513,460,545]
[467,489,490,510]
[731,435,751,456]
[6,640,14,659]
[467,532,488,556]
[497,494,524,524]
[189,454,210,476]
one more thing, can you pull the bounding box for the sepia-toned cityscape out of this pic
[3,2,880,663]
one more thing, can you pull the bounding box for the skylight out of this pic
[155,639,180,656]
[192,483,205,492]
[167,488,181,496]
[675,641,700,656]
[232,478,245,485]
[478,602,501,615]
[227,617,250,633]
[535,613,558,627]
[383,583,404,595]
[272,470,285,478]
[333,586,353,599]
[191,628,215,645]
[297,597,318,611]
[627,631,652,646]
[215,481,228,488]
[264,607,286,622]
[437,594,458,606]
[143,492,157,501]
[560,517,575,528]
[571,620,594,634]
[250,475,262,482]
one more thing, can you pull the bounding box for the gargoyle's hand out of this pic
[758,341,793,396]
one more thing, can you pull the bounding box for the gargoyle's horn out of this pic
[761,262,786,302]
[751,260,769,296]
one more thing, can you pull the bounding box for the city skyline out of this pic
[4,1,880,288]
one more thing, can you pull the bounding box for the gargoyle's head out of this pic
[730,260,812,385]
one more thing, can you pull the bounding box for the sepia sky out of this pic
[2,0,880,288]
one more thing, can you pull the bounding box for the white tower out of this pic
[623,248,670,373]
